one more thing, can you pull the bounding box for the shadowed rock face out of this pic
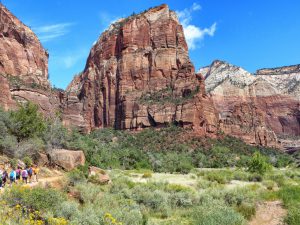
[63,4,218,134]
[202,60,300,149]
[0,4,61,116]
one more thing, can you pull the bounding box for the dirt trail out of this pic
[248,201,286,225]
[28,176,64,188]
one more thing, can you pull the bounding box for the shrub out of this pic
[248,173,263,182]
[236,202,256,220]
[9,158,18,169]
[54,201,80,220]
[190,201,245,225]
[75,183,102,204]
[205,171,230,184]
[10,102,46,141]
[285,205,300,225]
[248,152,272,175]
[142,172,153,179]
[262,180,276,190]
[23,156,33,167]
[67,169,86,186]
[3,186,66,212]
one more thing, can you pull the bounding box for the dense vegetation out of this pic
[67,126,293,173]
[0,167,299,224]
[0,102,299,224]
[0,103,295,173]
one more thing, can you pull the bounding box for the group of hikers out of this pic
[0,164,39,188]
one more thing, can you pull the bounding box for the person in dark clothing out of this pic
[2,170,8,187]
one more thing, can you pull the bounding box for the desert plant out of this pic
[23,156,33,167]
[248,152,272,175]
[142,172,153,178]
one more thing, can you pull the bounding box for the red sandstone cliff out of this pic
[0,3,60,116]
[63,4,218,134]
[202,60,300,150]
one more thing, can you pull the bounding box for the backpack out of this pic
[16,169,20,176]
[28,168,33,176]
[22,170,28,178]
[10,171,15,179]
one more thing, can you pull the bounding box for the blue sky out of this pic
[3,0,300,89]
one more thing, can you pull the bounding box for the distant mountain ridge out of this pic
[202,60,300,151]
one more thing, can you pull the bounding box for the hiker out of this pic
[33,165,39,182]
[27,166,33,183]
[21,168,28,184]
[2,170,8,187]
[9,169,16,186]
[16,166,21,183]
[0,169,3,189]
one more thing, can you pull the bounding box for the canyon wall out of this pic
[0,4,60,116]
[202,60,300,150]
[63,4,218,134]
[1,2,299,151]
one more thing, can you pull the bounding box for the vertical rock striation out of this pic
[63,4,218,134]
[0,3,60,116]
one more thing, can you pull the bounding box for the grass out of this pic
[0,167,298,224]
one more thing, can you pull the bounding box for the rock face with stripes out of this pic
[0,4,61,116]
[63,4,219,134]
[202,60,300,150]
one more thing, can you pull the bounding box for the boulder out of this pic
[36,152,49,167]
[49,149,85,171]
[88,166,111,184]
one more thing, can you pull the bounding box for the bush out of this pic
[3,186,66,211]
[262,180,276,190]
[205,172,229,184]
[67,169,86,186]
[54,201,80,220]
[23,156,33,167]
[9,158,18,169]
[10,102,46,141]
[142,172,153,179]
[236,202,256,220]
[248,152,272,175]
[190,201,245,225]
[248,173,263,182]
[285,205,300,225]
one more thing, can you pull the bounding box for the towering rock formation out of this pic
[202,60,300,149]
[63,4,218,134]
[0,3,60,116]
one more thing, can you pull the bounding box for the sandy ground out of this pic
[248,201,287,225]
[129,172,197,187]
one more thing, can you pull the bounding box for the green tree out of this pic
[10,102,46,141]
[248,152,272,175]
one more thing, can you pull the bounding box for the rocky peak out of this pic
[200,60,255,93]
[63,4,218,134]
[255,64,300,97]
[203,60,300,149]
[0,3,49,88]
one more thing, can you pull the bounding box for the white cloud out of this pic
[177,3,217,50]
[34,23,74,42]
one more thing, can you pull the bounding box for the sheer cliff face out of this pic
[63,4,218,133]
[202,60,300,149]
[0,4,59,116]
[0,4,49,87]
